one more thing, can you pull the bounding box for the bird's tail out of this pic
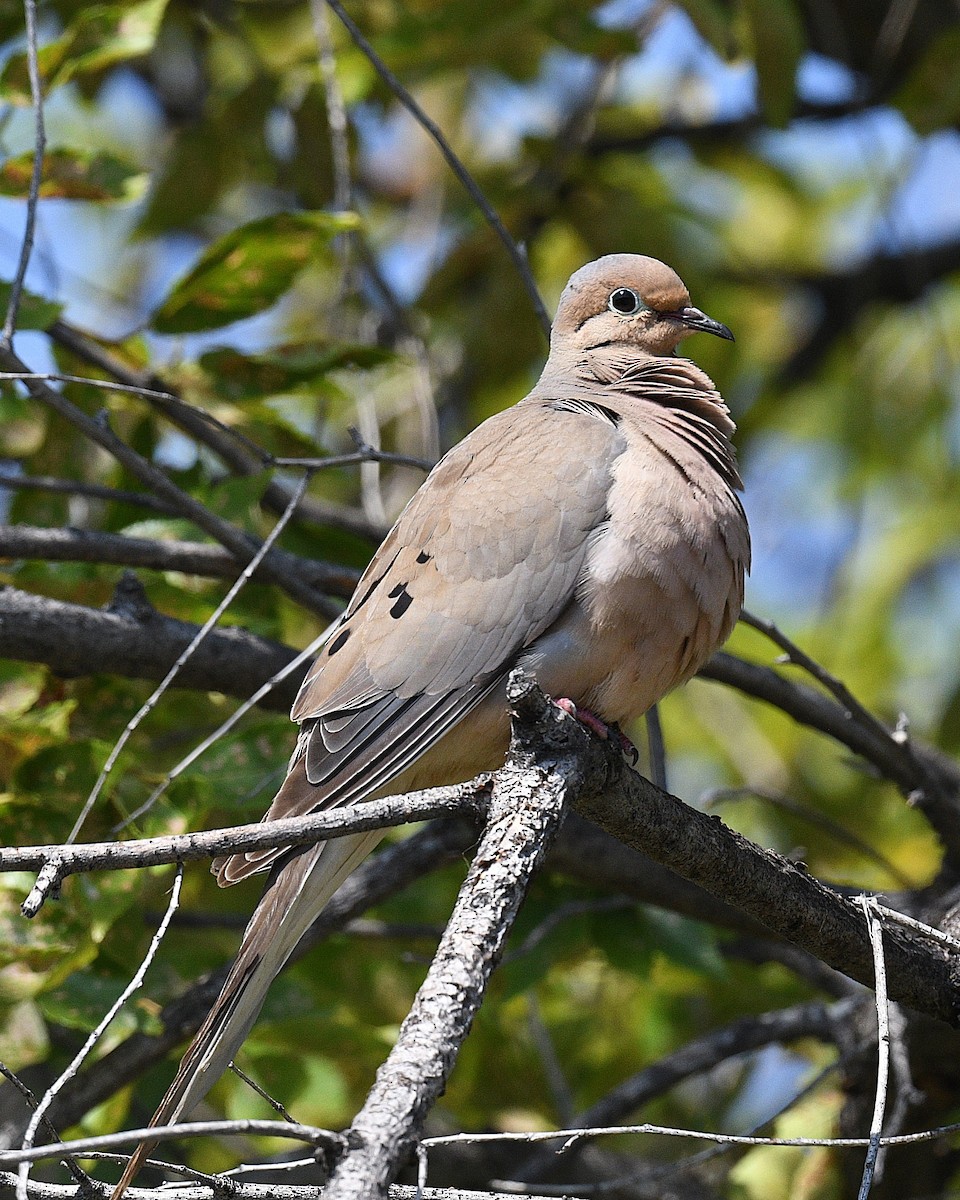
[110,830,384,1200]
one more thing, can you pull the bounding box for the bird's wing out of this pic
[216,399,625,883]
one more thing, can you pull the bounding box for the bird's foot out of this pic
[554,699,640,766]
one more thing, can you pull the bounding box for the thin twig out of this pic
[0,1064,89,1187]
[856,895,890,1200]
[503,896,634,965]
[0,370,200,404]
[739,610,942,807]
[3,1118,340,1168]
[229,1063,298,1124]
[309,0,353,286]
[527,994,576,1127]
[0,471,182,515]
[47,318,385,541]
[874,904,960,953]
[740,611,893,740]
[323,0,551,339]
[700,651,960,851]
[65,472,313,846]
[6,780,486,884]
[508,998,851,1184]
[113,626,334,830]
[878,1001,919,1181]
[273,446,433,472]
[0,347,337,613]
[16,866,184,1200]
[426,1114,960,1154]
[1,0,45,347]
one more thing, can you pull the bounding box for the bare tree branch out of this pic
[1,0,44,347]
[322,0,550,339]
[0,346,340,616]
[0,473,183,516]
[0,583,302,710]
[558,683,960,1026]
[0,1172,570,1200]
[1,781,486,885]
[0,821,474,1145]
[322,672,570,1199]
[0,524,359,595]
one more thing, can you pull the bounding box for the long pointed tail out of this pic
[110,830,383,1199]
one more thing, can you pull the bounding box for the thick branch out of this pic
[0,524,358,597]
[0,1175,563,1200]
[0,585,303,710]
[527,682,960,1027]
[323,674,571,1199]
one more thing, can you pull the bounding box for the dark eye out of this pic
[608,287,642,316]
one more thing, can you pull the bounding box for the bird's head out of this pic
[551,253,733,357]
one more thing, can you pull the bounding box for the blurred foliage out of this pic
[1,0,960,1196]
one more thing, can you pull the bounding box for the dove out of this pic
[111,253,749,1196]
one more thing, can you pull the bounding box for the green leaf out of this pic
[0,148,146,202]
[643,911,726,978]
[199,343,393,402]
[151,210,361,334]
[0,0,169,103]
[0,281,62,330]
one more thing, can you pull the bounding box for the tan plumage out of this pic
[112,254,749,1197]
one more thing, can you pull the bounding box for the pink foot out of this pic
[555,699,640,767]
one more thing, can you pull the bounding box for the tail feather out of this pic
[111,830,384,1199]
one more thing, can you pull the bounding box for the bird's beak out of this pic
[668,306,735,342]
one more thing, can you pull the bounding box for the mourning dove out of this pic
[112,254,749,1196]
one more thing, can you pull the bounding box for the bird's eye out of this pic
[608,287,642,316]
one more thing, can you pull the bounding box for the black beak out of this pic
[669,306,735,342]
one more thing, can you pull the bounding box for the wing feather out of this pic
[216,402,623,884]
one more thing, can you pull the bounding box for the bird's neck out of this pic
[533,344,737,441]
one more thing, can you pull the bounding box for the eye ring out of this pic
[608,287,642,316]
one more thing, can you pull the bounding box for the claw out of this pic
[554,698,640,766]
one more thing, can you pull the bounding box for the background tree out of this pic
[2,1,960,1197]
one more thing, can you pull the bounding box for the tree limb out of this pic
[511,997,856,1183]
[0,584,303,710]
[322,673,571,1198]
[0,524,358,597]
[0,821,474,1146]
[1,781,487,883]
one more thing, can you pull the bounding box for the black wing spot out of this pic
[328,628,351,656]
[388,582,413,618]
[415,549,432,564]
